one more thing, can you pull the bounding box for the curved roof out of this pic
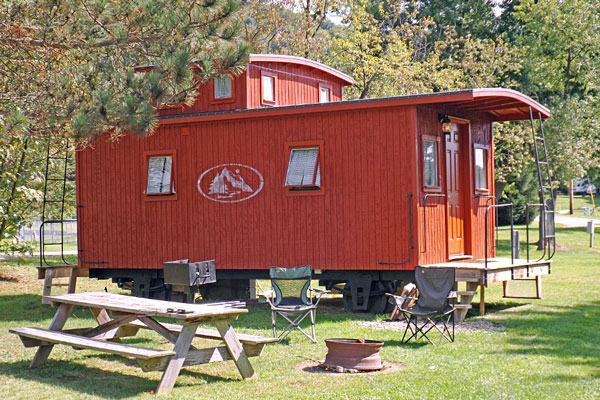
[448,88,550,121]
[248,54,354,86]
[159,88,550,124]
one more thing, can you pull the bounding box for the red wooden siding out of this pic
[246,62,345,109]
[158,60,347,117]
[159,72,248,117]
[76,106,418,272]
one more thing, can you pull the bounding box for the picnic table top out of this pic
[44,292,248,321]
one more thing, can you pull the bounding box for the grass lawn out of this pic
[555,193,600,219]
[0,226,599,399]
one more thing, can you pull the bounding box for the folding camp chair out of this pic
[260,265,328,343]
[387,266,456,346]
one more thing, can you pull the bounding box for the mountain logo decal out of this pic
[197,164,264,203]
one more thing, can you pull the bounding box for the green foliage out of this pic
[0,132,74,240]
[242,0,341,59]
[324,0,461,99]
[498,165,540,225]
[512,0,600,183]
[0,0,249,140]
[543,95,600,182]
[494,122,535,186]
[0,239,35,255]
[411,0,502,41]
[515,0,600,99]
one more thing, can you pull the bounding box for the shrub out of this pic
[0,239,35,255]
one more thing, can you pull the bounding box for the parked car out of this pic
[573,178,596,195]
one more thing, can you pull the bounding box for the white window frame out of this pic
[145,153,176,197]
[474,146,488,191]
[423,138,439,189]
[261,72,276,104]
[319,85,331,103]
[284,145,323,192]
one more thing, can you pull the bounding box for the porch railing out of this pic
[484,203,514,269]
[525,203,556,262]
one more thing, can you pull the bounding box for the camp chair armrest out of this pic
[258,289,275,304]
[386,293,419,312]
[309,288,330,306]
[386,293,418,302]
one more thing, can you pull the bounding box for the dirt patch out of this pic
[296,360,403,375]
[358,319,505,333]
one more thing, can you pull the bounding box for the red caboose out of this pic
[73,54,552,312]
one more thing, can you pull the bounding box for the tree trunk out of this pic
[0,138,29,239]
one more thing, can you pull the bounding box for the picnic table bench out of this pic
[10,292,276,395]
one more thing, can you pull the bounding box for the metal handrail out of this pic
[474,195,498,244]
[40,219,77,267]
[484,203,513,269]
[421,193,446,254]
[377,194,413,265]
[525,203,556,262]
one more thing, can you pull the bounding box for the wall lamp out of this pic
[439,114,452,136]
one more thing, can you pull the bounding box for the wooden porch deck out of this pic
[420,258,552,320]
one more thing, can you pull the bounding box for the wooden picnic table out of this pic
[10,292,276,395]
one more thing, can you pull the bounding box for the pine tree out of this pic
[0,0,249,141]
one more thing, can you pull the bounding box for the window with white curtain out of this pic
[213,75,232,99]
[147,156,174,194]
[285,148,321,189]
[262,75,274,102]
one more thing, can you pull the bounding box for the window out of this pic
[213,75,232,99]
[319,85,331,103]
[285,147,321,190]
[423,139,439,188]
[475,147,488,190]
[146,154,175,197]
[261,73,276,104]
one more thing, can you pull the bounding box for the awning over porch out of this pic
[439,88,550,122]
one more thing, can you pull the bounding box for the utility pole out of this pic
[569,179,574,215]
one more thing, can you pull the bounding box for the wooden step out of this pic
[453,304,472,310]
[10,327,175,360]
[453,304,471,323]
[456,291,477,296]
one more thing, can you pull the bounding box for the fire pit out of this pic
[323,338,384,371]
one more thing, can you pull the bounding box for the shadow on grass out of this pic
[0,356,242,398]
[0,294,94,324]
[0,360,157,398]
[377,340,429,349]
[236,299,381,328]
[495,300,600,377]
[466,300,526,318]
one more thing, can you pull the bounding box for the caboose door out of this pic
[445,122,466,255]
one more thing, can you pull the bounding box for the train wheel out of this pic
[343,280,396,313]
[367,281,395,314]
